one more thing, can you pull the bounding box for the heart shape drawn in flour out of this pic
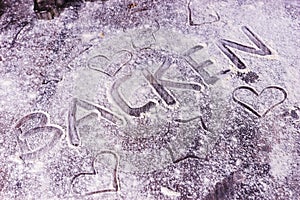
[124,20,160,49]
[71,151,120,196]
[14,111,64,160]
[88,50,132,77]
[130,21,160,49]
[232,86,287,117]
[188,0,220,26]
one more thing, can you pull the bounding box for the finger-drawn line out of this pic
[18,126,63,160]
[183,45,204,56]
[154,57,204,92]
[220,69,231,74]
[14,112,49,155]
[77,99,122,124]
[166,117,211,163]
[217,26,272,70]
[175,116,209,131]
[187,0,220,26]
[183,45,219,85]
[70,150,120,196]
[170,151,202,164]
[68,44,93,66]
[75,112,98,125]
[152,19,161,35]
[88,50,133,77]
[68,98,123,146]
[88,55,110,75]
[68,99,80,147]
[14,112,48,131]
[142,69,176,106]
[153,57,173,79]
[174,116,201,123]
[232,86,287,117]
[175,115,210,133]
[130,20,160,49]
[166,143,203,164]
[159,80,202,91]
[111,74,157,117]
[14,111,64,160]
[200,117,208,131]
[10,21,32,48]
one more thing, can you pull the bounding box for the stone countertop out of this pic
[0,0,299,199]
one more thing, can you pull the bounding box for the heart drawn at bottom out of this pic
[71,151,120,196]
[232,86,287,117]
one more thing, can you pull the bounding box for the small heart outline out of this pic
[71,150,120,196]
[232,86,287,118]
[187,0,220,26]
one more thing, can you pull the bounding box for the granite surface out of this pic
[0,0,299,199]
